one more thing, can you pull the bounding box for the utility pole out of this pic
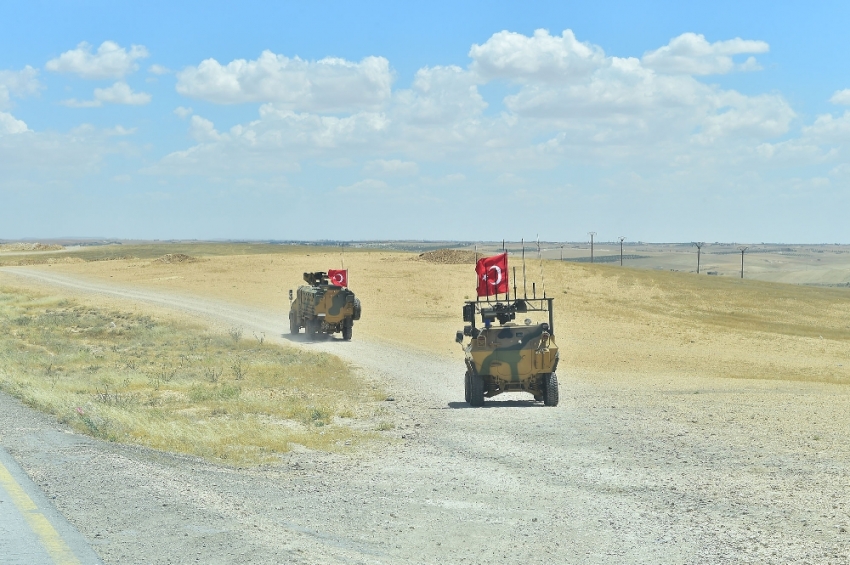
[560,245,563,261]
[588,232,596,263]
[738,246,748,278]
[692,242,705,274]
[618,237,626,266]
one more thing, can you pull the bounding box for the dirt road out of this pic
[1,267,849,564]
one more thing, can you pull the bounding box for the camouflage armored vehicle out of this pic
[456,297,559,406]
[289,272,361,340]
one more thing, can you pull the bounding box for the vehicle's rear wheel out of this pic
[469,373,485,407]
[305,319,319,340]
[289,313,299,334]
[464,370,471,404]
[342,318,353,341]
[543,373,559,407]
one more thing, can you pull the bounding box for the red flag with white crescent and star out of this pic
[475,253,508,297]
[328,269,348,287]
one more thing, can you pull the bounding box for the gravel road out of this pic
[1,267,849,564]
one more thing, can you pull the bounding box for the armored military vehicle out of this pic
[289,272,361,340]
[456,297,559,406]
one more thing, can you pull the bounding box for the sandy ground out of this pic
[1,257,850,563]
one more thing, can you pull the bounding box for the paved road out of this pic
[0,446,103,565]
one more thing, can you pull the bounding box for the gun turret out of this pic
[303,272,328,285]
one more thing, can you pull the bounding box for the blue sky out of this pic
[2,1,850,242]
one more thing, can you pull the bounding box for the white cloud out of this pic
[175,51,393,112]
[469,29,605,83]
[61,98,102,108]
[147,28,804,196]
[801,111,850,144]
[830,89,850,105]
[189,115,221,142]
[61,82,151,107]
[696,92,796,142]
[46,41,149,79]
[363,159,419,176]
[174,106,193,118]
[642,33,769,75]
[106,125,136,136]
[394,65,486,125]
[148,64,171,75]
[0,66,41,109]
[0,111,28,135]
[336,178,391,194]
[94,82,151,105]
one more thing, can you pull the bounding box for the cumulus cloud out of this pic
[175,51,393,112]
[188,115,221,142]
[151,28,801,185]
[336,178,392,194]
[0,66,41,109]
[642,33,769,75]
[62,82,151,107]
[174,106,193,118]
[697,92,796,141]
[394,65,486,125]
[363,159,419,176]
[830,89,850,105]
[148,64,171,75]
[0,111,28,135]
[801,111,850,144]
[46,41,149,79]
[469,29,605,83]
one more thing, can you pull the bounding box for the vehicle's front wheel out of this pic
[464,370,471,404]
[543,373,559,407]
[469,373,485,407]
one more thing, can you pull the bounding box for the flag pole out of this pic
[474,245,478,303]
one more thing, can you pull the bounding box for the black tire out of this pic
[342,318,353,341]
[543,373,559,407]
[353,298,362,321]
[289,313,299,335]
[469,373,485,407]
[305,318,319,341]
[464,371,471,404]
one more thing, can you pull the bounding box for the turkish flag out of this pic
[328,269,348,287]
[475,253,508,297]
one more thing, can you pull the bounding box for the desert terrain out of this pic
[1,242,850,564]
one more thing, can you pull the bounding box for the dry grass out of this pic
[13,244,850,388]
[0,287,386,465]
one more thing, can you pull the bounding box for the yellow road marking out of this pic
[0,459,82,565]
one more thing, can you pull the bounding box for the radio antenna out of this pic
[340,243,345,270]
[537,235,546,298]
[521,238,527,298]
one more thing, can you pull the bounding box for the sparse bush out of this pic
[231,357,245,380]
[0,287,389,466]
